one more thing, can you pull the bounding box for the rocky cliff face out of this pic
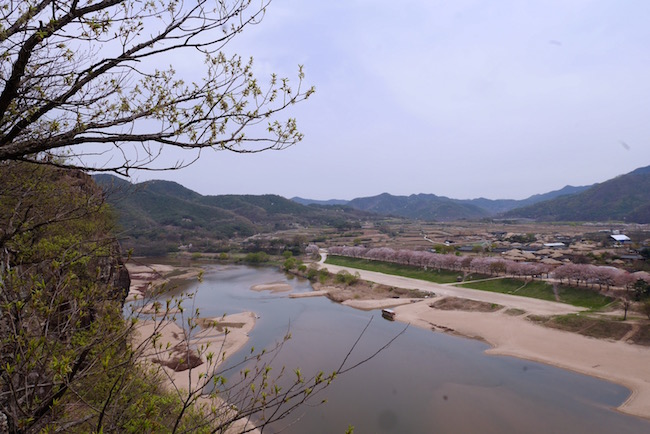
[93,241,131,304]
[52,167,132,303]
[59,168,131,302]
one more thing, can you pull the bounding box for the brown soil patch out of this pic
[153,343,203,372]
[504,308,527,316]
[429,297,502,312]
[195,318,245,332]
[320,279,429,303]
[628,324,650,346]
[528,314,634,341]
[424,320,489,343]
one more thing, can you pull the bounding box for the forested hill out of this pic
[347,193,490,221]
[458,185,591,214]
[503,165,650,223]
[292,166,650,222]
[291,197,349,206]
[342,184,591,221]
[94,175,371,255]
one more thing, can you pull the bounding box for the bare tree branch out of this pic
[0,0,314,173]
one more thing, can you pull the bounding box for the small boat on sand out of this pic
[381,308,396,321]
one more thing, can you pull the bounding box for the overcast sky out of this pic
[132,0,650,200]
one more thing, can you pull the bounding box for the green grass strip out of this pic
[460,278,613,309]
[326,256,613,309]
[554,285,614,310]
[460,278,554,300]
[325,255,481,284]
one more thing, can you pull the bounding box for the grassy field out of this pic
[325,256,614,309]
[324,255,474,284]
[460,278,613,309]
[554,285,614,310]
[460,278,555,300]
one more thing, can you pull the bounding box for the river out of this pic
[170,264,650,433]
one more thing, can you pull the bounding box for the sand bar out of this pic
[289,290,330,298]
[251,282,292,293]
[134,311,256,393]
[125,262,201,302]
[342,298,420,310]
[132,311,260,433]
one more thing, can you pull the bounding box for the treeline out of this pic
[327,246,650,294]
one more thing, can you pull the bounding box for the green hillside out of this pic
[503,166,650,223]
[94,175,370,255]
[347,193,490,221]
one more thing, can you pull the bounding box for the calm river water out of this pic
[170,264,650,433]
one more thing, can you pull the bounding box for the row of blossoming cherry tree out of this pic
[327,246,649,292]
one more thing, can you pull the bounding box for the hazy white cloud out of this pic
[135,0,650,200]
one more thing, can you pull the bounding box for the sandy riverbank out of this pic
[133,312,260,433]
[127,260,262,433]
[342,298,420,310]
[318,253,650,420]
[125,262,202,302]
[134,311,256,394]
[395,301,650,419]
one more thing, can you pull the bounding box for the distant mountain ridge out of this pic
[347,193,490,221]
[503,165,650,223]
[458,185,590,214]
[291,197,349,206]
[291,184,591,221]
[290,165,649,222]
[95,164,650,254]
